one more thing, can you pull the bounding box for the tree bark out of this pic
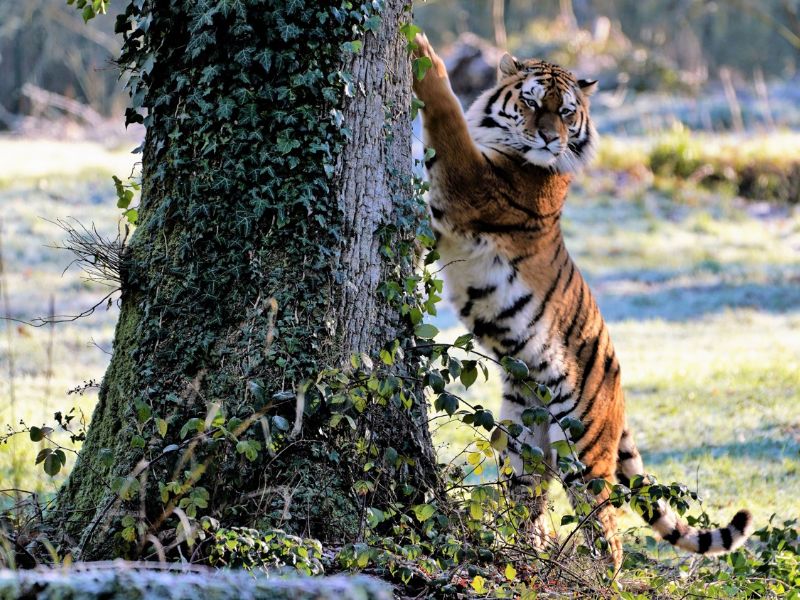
[49,0,439,561]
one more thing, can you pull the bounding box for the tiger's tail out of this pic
[615,427,754,555]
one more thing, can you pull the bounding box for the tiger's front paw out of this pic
[411,33,449,100]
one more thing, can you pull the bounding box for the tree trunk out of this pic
[49,0,439,561]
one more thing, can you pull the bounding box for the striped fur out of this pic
[412,34,753,569]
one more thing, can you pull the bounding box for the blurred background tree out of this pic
[416,0,799,85]
[0,1,126,128]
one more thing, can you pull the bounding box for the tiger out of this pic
[411,33,754,569]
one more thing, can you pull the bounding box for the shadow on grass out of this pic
[595,280,800,322]
[642,435,799,470]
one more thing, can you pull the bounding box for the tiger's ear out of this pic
[499,53,520,77]
[578,78,598,96]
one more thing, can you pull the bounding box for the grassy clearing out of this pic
[0,138,136,189]
[0,138,133,495]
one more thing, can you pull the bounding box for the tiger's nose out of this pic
[539,131,556,144]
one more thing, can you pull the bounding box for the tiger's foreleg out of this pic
[411,34,486,189]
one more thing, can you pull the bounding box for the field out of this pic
[1,135,799,593]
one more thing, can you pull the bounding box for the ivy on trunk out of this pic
[50,0,441,561]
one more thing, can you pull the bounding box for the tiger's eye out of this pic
[523,97,539,110]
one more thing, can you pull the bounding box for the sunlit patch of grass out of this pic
[0,139,136,189]
[594,129,800,204]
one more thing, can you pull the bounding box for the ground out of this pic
[1,136,798,589]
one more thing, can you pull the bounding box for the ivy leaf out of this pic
[399,22,421,43]
[364,15,382,33]
[412,56,432,81]
[98,448,114,467]
[135,400,152,423]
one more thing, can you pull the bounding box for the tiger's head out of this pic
[466,53,598,173]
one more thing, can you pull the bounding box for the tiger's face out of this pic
[466,53,598,173]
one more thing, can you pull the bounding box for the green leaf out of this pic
[123,208,138,225]
[384,446,398,465]
[29,427,43,442]
[490,428,508,452]
[521,406,550,426]
[157,418,168,437]
[434,392,459,416]
[469,501,483,520]
[412,56,433,81]
[460,362,478,388]
[98,448,114,467]
[551,439,573,458]
[589,478,608,495]
[500,356,529,380]
[414,323,439,339]
[426,370,445,393]
[474,409,495,431]
[399,22,421,43]
[453,333,473,348]
[236,440,262,462]
[135,400,152,423]
[43,453,62,476]
[179,417,203,440]
[35,448,52,465]
[131,435,146,449]
[412,503,436,522]
[559,416,585,438]
[366,507,384,528]
[536,383,553,404]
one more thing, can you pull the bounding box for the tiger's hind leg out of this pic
[563,473,623,572]
[500,397,556,553]
[506,473,553,552]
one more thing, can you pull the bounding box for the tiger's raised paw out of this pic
[411,33,449,99]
